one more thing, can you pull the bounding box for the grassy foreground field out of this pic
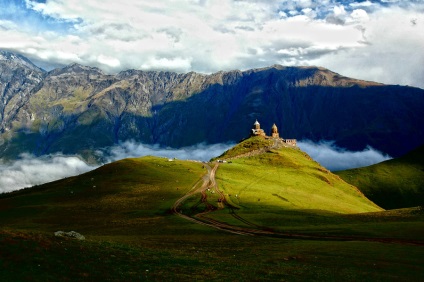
[1,228,423,281]
[336,144,424,209]
[1,141,423,281]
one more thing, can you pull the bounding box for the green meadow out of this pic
[336,144,424,209]
[0,139,423,281]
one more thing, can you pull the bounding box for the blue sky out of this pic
[0,0,423,88]
[0,0,76,33]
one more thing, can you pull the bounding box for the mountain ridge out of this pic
[0,50,45,73]
[1,50,423,161]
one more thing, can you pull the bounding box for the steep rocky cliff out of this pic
[0,52,423,160]
[0,51,45,132]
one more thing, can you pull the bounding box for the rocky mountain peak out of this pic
[0,50,46,132]
[48,63,105,77]
[0,50,45,73]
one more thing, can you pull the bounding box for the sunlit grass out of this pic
[212,136,273,160]
[215,146,381,215]
[0,143,423,281]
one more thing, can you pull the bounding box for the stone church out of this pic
[251,120,297,147]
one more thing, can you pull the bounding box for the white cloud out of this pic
[0,153,96,193]
[312,6,424,88]
[0,142,234,193]
[97,54,120,68]
[350,9,369,22]
[140,57,192,72]
[1,1,423,88]
[350,1,374,8]
[334,5,347,16]
[100,141,234,163]
[298,140,391,171]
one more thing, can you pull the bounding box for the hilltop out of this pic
[336,144,424,209]
[1,51,424,161]
[209,137,381,217]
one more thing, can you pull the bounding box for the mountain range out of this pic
[1,50,424,161]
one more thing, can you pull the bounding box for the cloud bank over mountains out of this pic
[0,0,423,88]
[0,140,391,193]
[298,140,391,171]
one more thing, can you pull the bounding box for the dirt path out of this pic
[172,163,424,245]
[172,163,258,236]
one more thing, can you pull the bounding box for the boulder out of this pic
[54,231,85,240]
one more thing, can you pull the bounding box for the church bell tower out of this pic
[271,123,279,138]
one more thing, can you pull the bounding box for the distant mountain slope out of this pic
[0,51,45,133]
[336,144,424,209]
[1,51,424,160]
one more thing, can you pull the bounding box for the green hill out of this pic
[0,139,423,281]
[214,136,382,215]
[335,144,424,209]
[0,156,205,236]
[206,136,382,234]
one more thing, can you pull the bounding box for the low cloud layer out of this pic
[298,140,391,171]
[100,141,234,163]
[0,140,391,193]
[0,142,234,193]
[0,153,96,194]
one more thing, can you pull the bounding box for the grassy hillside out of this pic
[0,156,206,236]
[336,144,424,209]
[216,137,381,213]
[0,144,423,281]
[212,136,273,160]
[208,137,385,236]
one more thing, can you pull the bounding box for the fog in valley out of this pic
[0,140,391,193]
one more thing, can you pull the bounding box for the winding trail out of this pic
[172,162,424,245]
